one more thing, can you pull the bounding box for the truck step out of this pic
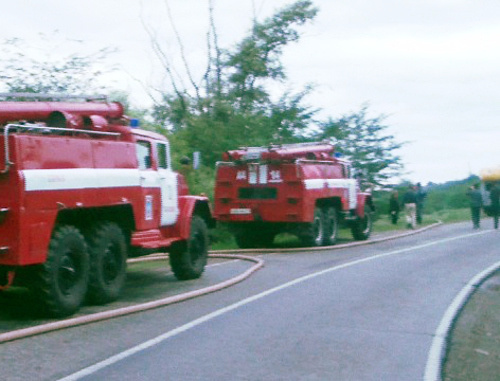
[130,229,179,250]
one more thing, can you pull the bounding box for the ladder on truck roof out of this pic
[237,139,337,152]
[222,139,339,163]
[0,93,108,102]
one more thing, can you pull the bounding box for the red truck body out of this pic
[214,142,374,248]
[0,95,213,316]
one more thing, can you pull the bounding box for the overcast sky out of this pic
[3,0,499,184]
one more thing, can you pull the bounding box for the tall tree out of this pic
[152,1,318,166]
[316,105,405,185]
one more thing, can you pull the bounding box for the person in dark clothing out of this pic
[466,184,483,229]
[415,182,427,224]
[389,190,400,225]
[402,185,417,229]
[490,182,500,229]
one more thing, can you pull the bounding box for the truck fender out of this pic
[356,194,373,218]
[177,196,214,240]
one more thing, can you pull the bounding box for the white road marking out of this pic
[424,257,500,381]
[58,230,492,381]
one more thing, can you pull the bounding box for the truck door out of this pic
[156,141,179,226]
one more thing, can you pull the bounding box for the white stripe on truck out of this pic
[21,168,158,191]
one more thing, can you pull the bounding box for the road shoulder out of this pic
[443,270,500,380]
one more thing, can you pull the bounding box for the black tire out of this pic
[86,222,127,305]
[351,205,373,241]
[170,216,209,280]
[299,207,325,247]
[33,225,89,317]
[324,207,339,246]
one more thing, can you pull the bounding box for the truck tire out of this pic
[324,207,339,245]
[33,225,89,317]
[299,207,325,247]
[86,222,127,305]
[170,216,209,280]
[351,205,373,241]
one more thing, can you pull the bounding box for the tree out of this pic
[316,105,405,185]
[151,1,318,166]
[226,0,318,112]
[0,33,115,95]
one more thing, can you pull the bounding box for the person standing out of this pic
[490,182,500,229]
[415,182,427,224]
[402,185,417,229]
[389,190,400,225]
[466,184,483,229]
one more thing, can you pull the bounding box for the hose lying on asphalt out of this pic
[0,222,443,344]
[0,254,264,344]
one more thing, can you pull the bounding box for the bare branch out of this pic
[208,0,222,97]
[163,0,201,102]
[139,0,185,103]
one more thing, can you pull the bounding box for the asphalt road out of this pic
[1,222,499,381]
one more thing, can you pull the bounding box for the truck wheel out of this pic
[34,225,89,317]
[324,207,339,246]
[300,207,325,247]
[351,206,373,241]
[86,222,127,304]
[170,216,209,280]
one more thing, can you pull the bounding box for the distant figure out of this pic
[389,191,400,225]
[490,182,500,229]
[415,182,427,224]
[402,185,417,229]
[466,184,483,229]
[179,156,192,177]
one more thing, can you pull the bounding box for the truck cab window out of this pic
[136,141,152,170]
[157,142,169,169]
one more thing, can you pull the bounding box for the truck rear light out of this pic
[0,208,9,223]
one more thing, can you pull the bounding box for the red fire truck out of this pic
[214,142,374,248]
[0,94,214,316]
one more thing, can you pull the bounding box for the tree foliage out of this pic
[152,1,318,166]
[315,105,404,185]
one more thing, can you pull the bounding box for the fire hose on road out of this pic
[0,222,442,344]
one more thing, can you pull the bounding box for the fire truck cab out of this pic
[214,141,374,248]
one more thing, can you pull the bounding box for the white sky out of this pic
[2,0,500,184]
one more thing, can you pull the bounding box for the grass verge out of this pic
[442,270,500,380]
